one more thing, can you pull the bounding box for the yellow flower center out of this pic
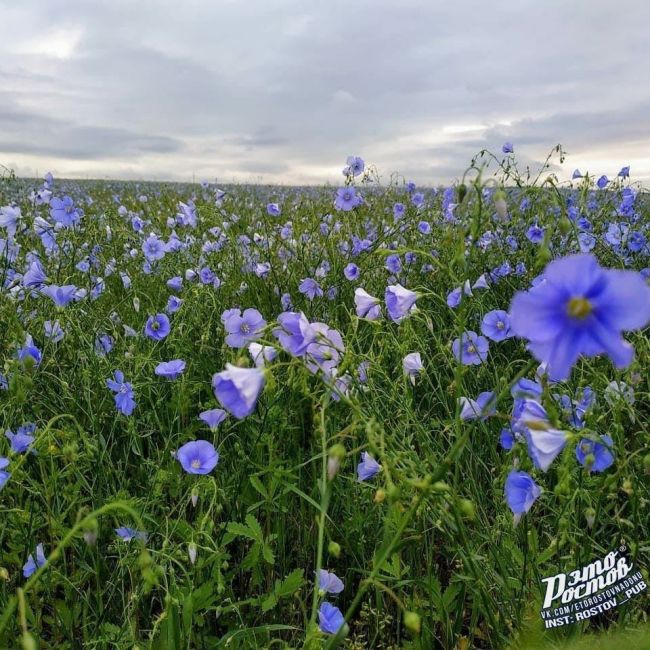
[567,297,592,319]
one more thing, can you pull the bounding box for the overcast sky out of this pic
[1,0,649,185]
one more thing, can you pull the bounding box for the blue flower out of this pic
[223,308,266,348]
[248,342,278,368]
[176,440,219,474]
[166,295,183,314]
[502,142,514,154]
[411,192,424,208]
[44,320,65,343]
[266,203,281,216]
[452,331,489,365]
[273,312,316,356]
[299,278,323,301]
[510,254,650,380]
[106,371,136,416]
[212,364,265,419]
[481,310,513,342]
[459,391,496,421]
[504,470,541,517]
[385,254,402,274]
[499,428,514,450]
[305,324,345,375]
[575,435,614,472]
[0,457,10,491]
[23,543,46,578]
[515,400,568,472]
[142,234,165,262]
[318,602,345,635]
[144,313,171,341]
[526,225,544,244]
[95,333,114,356]
[357,452,381,481]
[166,276,183,292]
[17,335,42,367]
[344,263,359,281]
[402,352,423,384]
[317,569,344,594]
[447,287,462,308]
[385,284,418,323]
[0,205,21,238]
[578,232,596,252]
[334,187,360,212]
[23,260,48,288]
[354,288,381,320]
[41,284,77,307]
[115,527,148,542]
[155,359,186,380]
[199,408,227,430]
[5,427,35,453]
[50,196,81,227]
[343,155,365,177]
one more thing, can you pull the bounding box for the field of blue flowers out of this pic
[0,147,649,649]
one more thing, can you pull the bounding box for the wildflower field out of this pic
[0,147,649,649]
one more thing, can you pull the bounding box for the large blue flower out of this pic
[510,254,650,380]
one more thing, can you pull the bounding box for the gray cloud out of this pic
[0,107,182,159]
[0,0,649,183]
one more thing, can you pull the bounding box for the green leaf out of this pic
[262,542,275,565]
[275,568,304,597]
[250,475,268,499]
[260,569,304,612]
[245,514,264,542]
[226,521,257,541]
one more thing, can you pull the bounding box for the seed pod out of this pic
[404,611,421,634]
[328,541,341,558]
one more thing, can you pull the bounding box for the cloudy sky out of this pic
[1,0,649,185]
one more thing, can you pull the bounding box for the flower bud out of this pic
[21,632,38,650]
[458,498,476,520]
[404,611,421,634]
[585,507,596,529]
[327,457,340,481]
[494,194,508,221]
[83,531,98,546]
[374,488,386,503]
[328,541,341,558]
[431,481,450,493]
[188,542,197,565]
[327,444,346,481]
